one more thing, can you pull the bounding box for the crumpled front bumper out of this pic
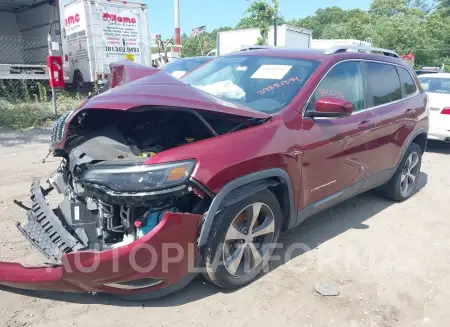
[0,182,203,297]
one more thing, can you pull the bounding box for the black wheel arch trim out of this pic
[397,127,428,168]
[197,168,295,246]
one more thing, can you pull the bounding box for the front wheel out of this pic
[381,143,422,202]
[202,189,282,289]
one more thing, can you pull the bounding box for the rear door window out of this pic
[305,61,365,113]
[397,67,417,96]
[367,62,402,106]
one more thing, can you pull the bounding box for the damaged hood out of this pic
[79,70,269,119]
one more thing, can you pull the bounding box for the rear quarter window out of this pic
[367,62,402,106]
[397,67,417,96]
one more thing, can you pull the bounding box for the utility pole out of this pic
[174,0,181,53]
[273,0,278,46]
[273,13,277,46]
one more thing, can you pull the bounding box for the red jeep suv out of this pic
[0,45,429,299]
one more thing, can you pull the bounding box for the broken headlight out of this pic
[82,160,196,193]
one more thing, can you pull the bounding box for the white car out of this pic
[417,73,450,143]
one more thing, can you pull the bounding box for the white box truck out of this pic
[209,25,312,57]
[0,0,150,90]
[62,0,151,88]
[0,0,62,81]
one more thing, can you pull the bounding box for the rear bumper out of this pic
[0,183,203,297]
[428,129,450,142]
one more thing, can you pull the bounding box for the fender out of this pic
[197,168,295,246]
[396,127,428,168]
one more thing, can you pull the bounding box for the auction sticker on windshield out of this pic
[251,65,292,80]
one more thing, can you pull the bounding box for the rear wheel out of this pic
[73,71,86,94]
[380,143,422,202]
[202,189,282,289]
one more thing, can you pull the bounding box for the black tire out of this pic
[73,71,86,94]
[202,189,282,289]
[381,142,422,202]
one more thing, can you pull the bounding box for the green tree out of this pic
[289,7,364,38]
[236,14,285,29]
[406,0,435,13]
[370,0,408,16]
[178,0,450,70]
[436,0,450,15]
[180,26,234,57]
[236,17,259,29]
[243,0,279,45]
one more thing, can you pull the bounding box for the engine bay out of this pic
[25,107,263,259]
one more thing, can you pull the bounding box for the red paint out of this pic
[174,27,181,53]
[103,13,136,24]
[108,60,159,88]
[0,48,429,297]
[65,13,80,26]
[47,56,65,89]
[315,97,353,115]
[0,212,202,294]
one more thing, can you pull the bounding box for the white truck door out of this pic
[284,27,311,49]
[62,0,91,84]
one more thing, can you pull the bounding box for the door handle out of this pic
[405,108,416,116]
[357,120,375,130]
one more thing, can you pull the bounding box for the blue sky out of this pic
[145,0,373,39]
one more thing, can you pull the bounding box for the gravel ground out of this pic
[0,127,449,327]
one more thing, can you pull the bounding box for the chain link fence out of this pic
[0,31,182,129]
[0,33,158,128]
[0,36,76,128]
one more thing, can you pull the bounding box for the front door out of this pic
[299,60,375,217]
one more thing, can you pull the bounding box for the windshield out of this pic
[418,76,450,94]
[163,58,212,78]
[181,55,320,113]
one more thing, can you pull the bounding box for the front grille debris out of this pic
[16,181,83,264]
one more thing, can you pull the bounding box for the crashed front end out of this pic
[0,108,220,297]
[0,66,270,297]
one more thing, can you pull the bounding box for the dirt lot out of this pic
[0,128,449,327]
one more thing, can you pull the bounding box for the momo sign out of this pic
[103,13,137,24]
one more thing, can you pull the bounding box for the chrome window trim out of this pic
[302,59,420,118]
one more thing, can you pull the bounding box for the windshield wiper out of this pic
[227,117,270,134]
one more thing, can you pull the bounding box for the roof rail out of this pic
[324,44,400,59]
[235,45,275,52]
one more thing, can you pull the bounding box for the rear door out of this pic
[62,0,90,83]
[300,61,375,212]
[365,62,420,176]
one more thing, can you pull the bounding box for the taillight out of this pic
[64,54,69,62]
[441,108,450,115]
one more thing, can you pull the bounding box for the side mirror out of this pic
[306,96,353,118]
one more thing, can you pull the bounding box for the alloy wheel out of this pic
[223,202,276,277]
[400,151,420,197]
